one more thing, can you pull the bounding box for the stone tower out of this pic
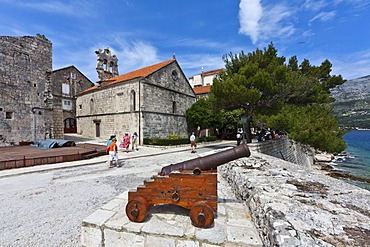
[95,48,119,81]
[0,35,63,146]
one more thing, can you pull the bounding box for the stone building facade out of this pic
[51,66,93,133]
[188,68,224,88]
[189,68,225,100]
[76,56,196,144]
[0,35,63,146]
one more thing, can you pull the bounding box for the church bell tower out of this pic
[95,48,119,81]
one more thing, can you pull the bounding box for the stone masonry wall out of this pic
[52,66,93,134]
[76,60,196,141]
[76,81,141,139]
[0,36,58,145]
[141,62,195,139]
[249,138,315,168]
[219,153,370,246]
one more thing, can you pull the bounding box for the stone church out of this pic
[0,35,93,146]
[76,49,196,144]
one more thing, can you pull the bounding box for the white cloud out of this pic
[238,0,295,44]
[302,30,315,37]
[303,0,328,11]
[307,49,370,80]
[117,41,160,72]
[259,4,295,41]
[0,0,97,17]
[103,37,160,74]
[238,0,262,44]
[177,53,225,77]
[167,38,223,50]
[309,11,336,23]
[331,50,370,80]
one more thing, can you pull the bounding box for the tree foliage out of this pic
[36,33,49,41]
[185,98,223,135]
[259,104,346,153]
[209,42,346,152]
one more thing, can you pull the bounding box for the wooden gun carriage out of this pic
[125,143,251,228]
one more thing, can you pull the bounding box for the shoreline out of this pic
[318,162,370,189]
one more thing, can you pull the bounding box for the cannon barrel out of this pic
[159,143,250,176]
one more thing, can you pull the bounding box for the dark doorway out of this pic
[95,122,100,137]
[64,118,76,133]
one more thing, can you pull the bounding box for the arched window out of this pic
[110,61,114,73]
[64,118,76,133]
[90,98,94,113]
[172,101,177,114]
[103,60,108,71]
[130,90,136,112]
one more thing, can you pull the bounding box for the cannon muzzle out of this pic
[159,143,250,176]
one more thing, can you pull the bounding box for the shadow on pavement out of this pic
[63,134,96,143]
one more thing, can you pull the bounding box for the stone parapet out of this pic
[81,173,262,247]
[248,138,314,168]
[220,153,370,246]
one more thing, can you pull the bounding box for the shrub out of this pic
[168,134,181,140]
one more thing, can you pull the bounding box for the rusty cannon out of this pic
[125,143,251,228]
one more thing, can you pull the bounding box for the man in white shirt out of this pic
[190,132,196,153]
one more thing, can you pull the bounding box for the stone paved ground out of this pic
[0,141,262,247]
[82,168,262,247]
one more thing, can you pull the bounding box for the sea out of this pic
[334,129,370,191]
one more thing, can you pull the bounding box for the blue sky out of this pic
[1,0,369,82]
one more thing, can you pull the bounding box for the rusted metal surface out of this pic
[159,143,251,176]
[126,143,251,228]
[0,144,106,170]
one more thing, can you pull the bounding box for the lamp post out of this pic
[241,116,247,143]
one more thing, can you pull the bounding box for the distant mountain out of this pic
[330,75,370,129]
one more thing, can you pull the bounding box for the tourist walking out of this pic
[106,135,116,154]
[131,132,139,151]
[107,137,119,168]
[119,132,131,153]
[190,131,197,153]
[236,130,242,146]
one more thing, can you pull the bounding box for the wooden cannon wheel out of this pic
[126,196,150,222]
[189,201,214,228]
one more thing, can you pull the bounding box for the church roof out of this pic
[80,58,175,95]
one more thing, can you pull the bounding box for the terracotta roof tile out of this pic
[101,59,174,84]
[79,59,175,95]
[193,85,211,95]
[203,68,225,76]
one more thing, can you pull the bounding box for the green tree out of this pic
[185,99,245,138]
[36,33,49,41]
[261,104,346,153]
[185,98,222,135]
[210,42,346,152]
